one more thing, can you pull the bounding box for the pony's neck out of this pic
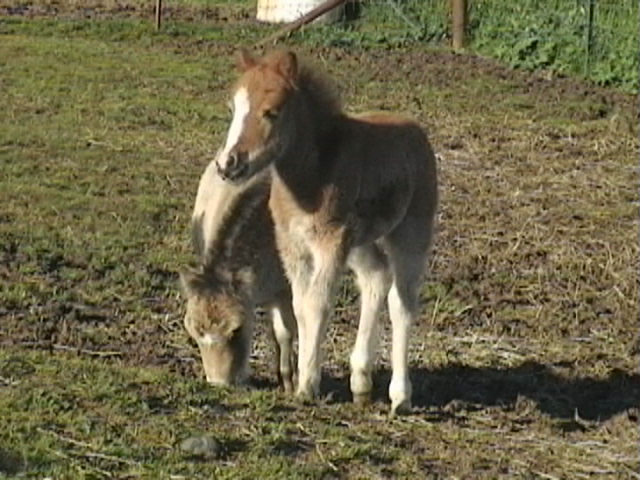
[274,93,343,210]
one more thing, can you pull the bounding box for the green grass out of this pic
[469,0,639,92]
[1,8,639,479]
[0,350,338,479]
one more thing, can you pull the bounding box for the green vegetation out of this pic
[469,0,639,92]
[1,2,638,478]
[2,0,636,90]
[0,349,355,478]
[293,0,639,92]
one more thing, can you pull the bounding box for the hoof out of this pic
[277,368,295,394]
[352,392,372,407]
[390,399,412,416]
[295,389,317,406]
[282,378,294,394]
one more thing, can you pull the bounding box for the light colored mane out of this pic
[191,160,270,283]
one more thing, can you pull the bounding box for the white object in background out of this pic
[256,0,343,24]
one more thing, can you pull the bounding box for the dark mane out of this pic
[296,58,343,119]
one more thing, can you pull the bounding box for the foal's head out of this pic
[180,266,253,385]
[216,49,301,183]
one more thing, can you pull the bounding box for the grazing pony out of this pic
[180,157,296,391]
[216,49,438,414]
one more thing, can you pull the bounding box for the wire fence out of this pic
[465,0,638,90]
[274,0,638,92]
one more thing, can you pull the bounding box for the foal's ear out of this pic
[236,48,257,72]
[275,50,298,84]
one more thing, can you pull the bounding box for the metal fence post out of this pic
[452,0,467,50]
[156,0,163,30]
[585,0,596,75]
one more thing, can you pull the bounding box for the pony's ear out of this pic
[274,50,298,85]
[236,48,257,72]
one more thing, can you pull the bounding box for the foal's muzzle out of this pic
[216,151,249,183]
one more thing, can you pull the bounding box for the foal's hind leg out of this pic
[386,246,428,415]
[347,245,392,405]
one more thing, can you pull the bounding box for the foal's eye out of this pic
[263,109,279,121]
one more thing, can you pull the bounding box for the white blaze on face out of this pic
[218,87,250,169]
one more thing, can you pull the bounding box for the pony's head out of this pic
[216,49,300,183]
[179,266,253,386]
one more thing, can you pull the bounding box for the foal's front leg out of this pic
[293,247,343,402]
[270,296,297,393]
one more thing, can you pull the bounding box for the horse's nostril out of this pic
[217,151,249,182]
[228,152,239,170]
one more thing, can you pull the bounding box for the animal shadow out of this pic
[321,360,639,421]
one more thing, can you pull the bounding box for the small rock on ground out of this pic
[179,435,223,459]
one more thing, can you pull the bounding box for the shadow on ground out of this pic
[319,360,640,421]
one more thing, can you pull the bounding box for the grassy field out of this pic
[1,2,639,479]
